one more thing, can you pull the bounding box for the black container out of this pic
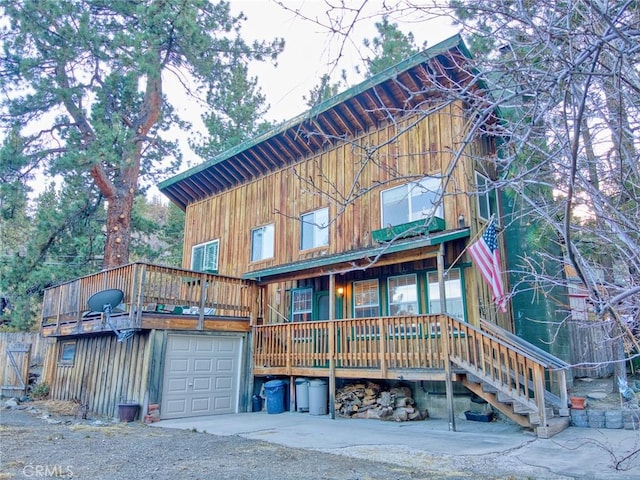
[252,394,263,412]
[118,403,140,422]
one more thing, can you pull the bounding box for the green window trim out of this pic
[291,287,313,322]
[426,268,467,322]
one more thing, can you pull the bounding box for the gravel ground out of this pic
[0,399,596,480]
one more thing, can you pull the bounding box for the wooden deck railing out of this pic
[253,314,568,425]
[41,262,257,332]
[253,314,447,373]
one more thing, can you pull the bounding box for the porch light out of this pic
[336,287,345,296]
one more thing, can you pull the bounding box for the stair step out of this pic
[513,401,535,415]
[465,373,483,384]
[536,416,571,439]
[497,392,515,404]
[482,383,498,394]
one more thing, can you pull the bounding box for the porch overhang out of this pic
[242,228,470,283]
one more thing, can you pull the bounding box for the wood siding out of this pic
[183,103,472,277]
[45,332,151,419]
[182,100,508,330]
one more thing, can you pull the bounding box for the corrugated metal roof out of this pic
[242,228,470,282]
[159,34,478,210]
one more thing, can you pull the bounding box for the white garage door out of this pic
[161,334,242,419]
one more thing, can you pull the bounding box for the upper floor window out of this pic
[251,224,274,262]
[475,172,500,224]
[301,207,329,250]
[191,239,219,273]
[427,269,465,321]
[291,287,313,322]
[381,177,443,227]
[353,279,380,318]
[388,274,419,315]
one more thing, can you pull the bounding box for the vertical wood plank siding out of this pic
[181,101,506,327]
[48,332,151,418]
[183,103,472,276]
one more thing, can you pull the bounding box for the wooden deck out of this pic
[253,314,450,380]
[253,313,570,431]
[40,262,259,337]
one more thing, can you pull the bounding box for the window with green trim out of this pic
[191,239,219,273]
[353,279,380,318]
[381,177,443,227]
[388,274,418,315]
[291,287,313,322]
[427,269,465,321]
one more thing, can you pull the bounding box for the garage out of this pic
[161,334,243,419]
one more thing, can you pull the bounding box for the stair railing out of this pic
[443,315,567,425]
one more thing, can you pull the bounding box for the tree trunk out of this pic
[103,188,135,268]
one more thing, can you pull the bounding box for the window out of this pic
[353,279,380,318]
[388,274,419,315]
[191,239,219,273]
[291,288,313,322]
[251,224,274,262]
[427,269,465,321]
[59,340,77,365]
[301,208,329,250]
[475,172,500,224]
[381,177,443,227]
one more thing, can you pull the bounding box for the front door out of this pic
[314,291,342,320]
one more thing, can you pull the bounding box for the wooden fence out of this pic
[0,332,55,396]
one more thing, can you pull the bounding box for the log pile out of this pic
[335,381,426,421]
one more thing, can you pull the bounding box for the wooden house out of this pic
[40,35,570,437]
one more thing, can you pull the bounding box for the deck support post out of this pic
[328,274,336,419]
[438,243,456,432]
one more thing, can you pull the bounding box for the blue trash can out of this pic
[264,379,285,414]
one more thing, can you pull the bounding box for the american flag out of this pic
[469,222,507,313]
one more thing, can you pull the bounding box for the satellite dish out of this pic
[88,289,124,314]
[87,289,135,342]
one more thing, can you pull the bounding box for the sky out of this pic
[167,0,460,172]
[228,1,459,121]
[25,1,460,201]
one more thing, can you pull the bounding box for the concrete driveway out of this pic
[154,411,640,479]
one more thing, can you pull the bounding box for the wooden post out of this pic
[438,243,456,432]
[378,317,387,378]
[557,369,570,416]
[286,323,292,376]
[55,287,63,335]
[197,277,207,331]
[328,273,336,419]
[132,263,147,328]
[533,364,547,427]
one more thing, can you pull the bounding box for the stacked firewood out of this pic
[334,381,426,421]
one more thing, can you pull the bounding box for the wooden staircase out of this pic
[445,317,571,438]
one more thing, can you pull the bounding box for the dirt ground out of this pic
[2,373,639,480]
[569,373,640,410]
[0,399,571,480]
